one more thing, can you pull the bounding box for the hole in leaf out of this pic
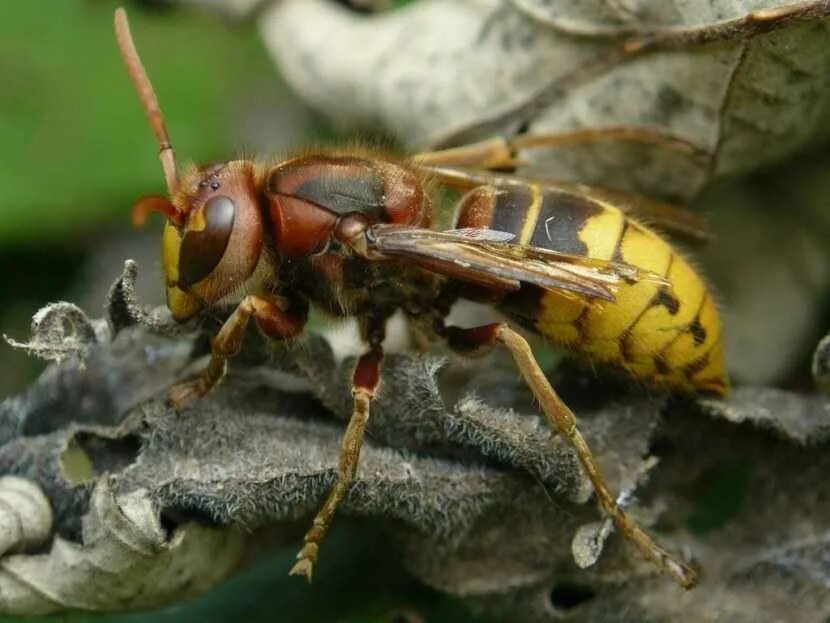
[68,432,142,478]
[59,438,96,485]
[549,582,596,611]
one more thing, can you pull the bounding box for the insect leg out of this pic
[289,344,384,581]
[168,294,306,407]
[413,160,710,244]
[442,321,699,589]
[413,127,704,170]
[413,138,518,170]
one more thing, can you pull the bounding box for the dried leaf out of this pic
[260,0,830,200]
[0,480,246,615]
[697,386,830,444]
[1,265,829,621]
[0,326,193,439]
[106,260,185,335]
[3,302,103,362]
[0,477,52,556]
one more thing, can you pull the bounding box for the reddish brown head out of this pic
[115,8,266,320]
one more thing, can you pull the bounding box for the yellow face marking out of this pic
[161,221,203,320]
[187,205,207,232]
[518,185,543,245]
[162,221,182,285]
[166,285,203,321]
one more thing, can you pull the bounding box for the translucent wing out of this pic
[368,225,666,302]
[443,227,516,242]
[417,165,710,244]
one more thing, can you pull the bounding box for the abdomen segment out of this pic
[455,181,728,395]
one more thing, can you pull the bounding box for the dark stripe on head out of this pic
[529,190,603,255]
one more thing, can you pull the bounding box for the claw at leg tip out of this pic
[289,558,314,583]
[668,558,699,589]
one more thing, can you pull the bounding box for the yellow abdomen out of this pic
[534,202,728,395]
[466,181,729,396]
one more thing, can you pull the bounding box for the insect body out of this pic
[114,8,727,589]
[445,172,727,396]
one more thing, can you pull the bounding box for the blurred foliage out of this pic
[0,0,273,241]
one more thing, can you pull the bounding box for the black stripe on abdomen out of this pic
[529,190,603,256]
[491,185,533,236]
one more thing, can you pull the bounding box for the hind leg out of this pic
[441,320,698,588]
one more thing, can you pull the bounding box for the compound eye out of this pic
[178,195,237,288]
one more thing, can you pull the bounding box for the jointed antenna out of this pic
[114,7,178,196]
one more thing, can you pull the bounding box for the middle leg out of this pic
[289,341,385,581]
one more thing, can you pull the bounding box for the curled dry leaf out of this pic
[1,327,193,439]
[0,479,246,616]
[106,260,184,335]
[3,302,103,362]
[0,476,52,557]
[260,0,830,201]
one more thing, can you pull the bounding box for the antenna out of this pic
[114,7,179,197]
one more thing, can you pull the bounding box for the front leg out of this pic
[169,294,306,407]
[289,342,384,582]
